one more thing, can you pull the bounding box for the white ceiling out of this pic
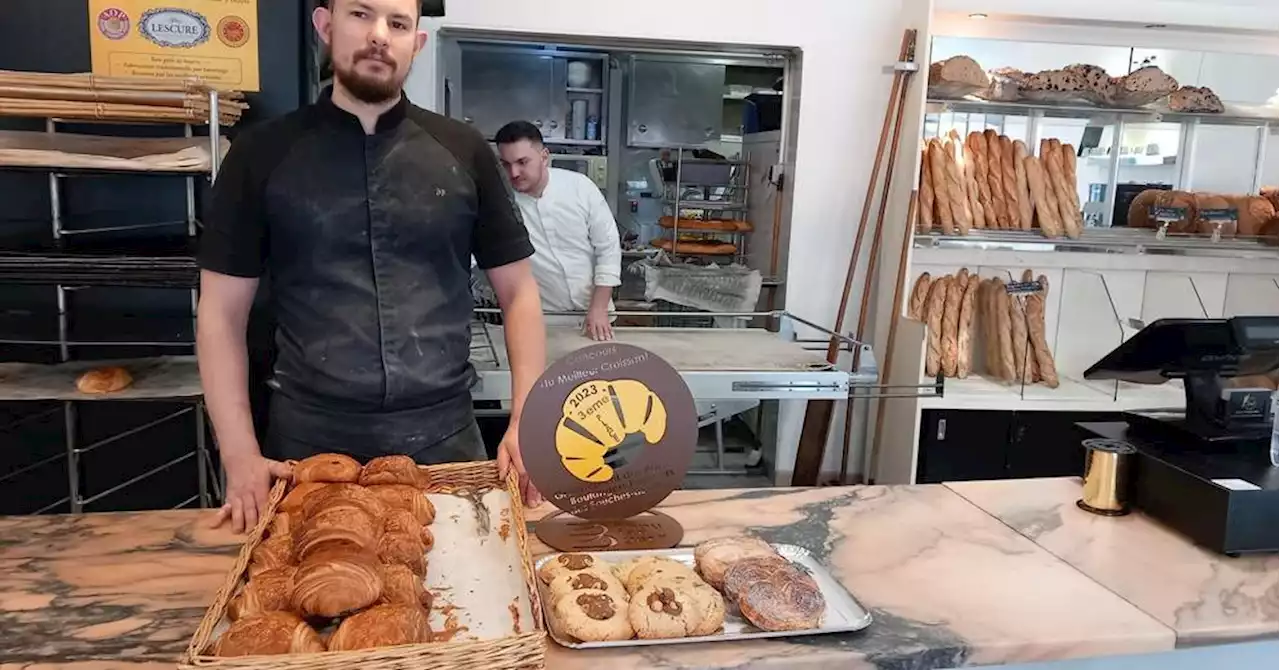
[936,0,1280,33]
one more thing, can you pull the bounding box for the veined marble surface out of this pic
[947,477,1279,647]
[0,484,1191,670]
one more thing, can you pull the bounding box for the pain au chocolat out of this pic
[213,611,325,656]
[327,603,432,651]
[358,455,423,487]
[292,453,362,484]
[228,566,295,621]
[367,484,436,525]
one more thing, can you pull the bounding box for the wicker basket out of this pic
[180,460,546,670]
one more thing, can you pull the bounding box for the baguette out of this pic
[957,273,980,378]
[1061,143,1079,209]
[1007,279,1033,384]
[918,148,935,233]
[1026,273,1060,388]
[928,139,955,234]
[979,279,999,378]
[943,139,973,233]
[1013,140,1033,230]
[1020,270,1041,382]
[993,277,1016,383]
[967,132,995,226]
[908,272,933,320]
[650,238,738,255]
[999,136,1020,231]
[924,275,951,378]
[1044,139,1081,238]
[942,269,967,377]
[984,130,1009,228]
[1024,156,1064,238]
[960,143,986,230]
[659,216,752,232]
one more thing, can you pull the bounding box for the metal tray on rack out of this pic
[536,544,872,649]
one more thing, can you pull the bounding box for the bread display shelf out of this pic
[0,130,227,174]
[0,355,200,401]
[926,97,1278,128]
[915,228,1279,259]
[536,545,871,649]
[182,461,545,670]
[921,373,1186,412]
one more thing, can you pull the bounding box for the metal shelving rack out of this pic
[661,148,751,264]
[0,91,224,514]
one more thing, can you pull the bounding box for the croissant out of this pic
[279,482,328,515]
[377,528,427,576]
[359,455,423,488]
[327,603,432,651]
[228,566,295,621]
[247,535,292,577]
[291,550,384,618]
[293,453,361,484]
[380,563,432,608]
[300,483,386,521]
[292,506,377,562]
[213,612,325,656]
[367,484,436,525]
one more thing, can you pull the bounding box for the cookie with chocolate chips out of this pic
[547,566,627,603]
[553,590,634,642]
[537,552,596,585]
[628,582,704,639]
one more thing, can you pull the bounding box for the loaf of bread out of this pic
[1261,213,1280,246]
[942,268,968,377]
[1168,86,1224,113]
[1154,191,1197,234]
[1024,156,1063,238]
[943,139,973,233]
[650,238,738,255]
[998,136,1019,231]
[1043,139,1081,238]
[929,55,990,97]
[1192,193,1235,237]
[957,274,980,379]
[1127,189,1163,229]
[1061,143,1079,209]
[928,139,956,235]
[924,275,950,378]
[993,277,1016,383]
[979,279,1001,379]
[984,130,1009,228]
[908,272,932,320]
[1231,195,1277,238]
[1020,69,1087,102]
[1026,274,1059,388]
[980,67,1029,102]
[1261,186,1278,211]
[959,140,987,230]
[1116,66,1178,106]
[1065,64,1116,105]
[659,216,752,232]
[1019,270,1042,383]
[75,366,132,394]
[967,132,994,225]
[919,148,935,233]
[1007,282,1033,384]
[1012,141,1033,230]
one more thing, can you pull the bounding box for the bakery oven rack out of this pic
[659,148,752,262]
[0,91,226,515]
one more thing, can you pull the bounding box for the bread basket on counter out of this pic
[180,460,546,670]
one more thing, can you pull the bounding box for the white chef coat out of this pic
[513,168,621,323]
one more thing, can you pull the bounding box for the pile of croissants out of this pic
[909,268,1059,388]
[918,130,1084,239]
[212,453,438,657]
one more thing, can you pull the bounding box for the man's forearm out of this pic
[501,280,547,423]
[196,309,259,459]
[588,285,613,313]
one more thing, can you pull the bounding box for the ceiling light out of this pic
[969,13,989,19]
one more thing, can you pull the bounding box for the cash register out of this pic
[1082,316,1278,555]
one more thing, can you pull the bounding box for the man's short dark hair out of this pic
[316,0,440,15]
[494,121,544,146]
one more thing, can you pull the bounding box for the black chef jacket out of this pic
[199,89,532,458]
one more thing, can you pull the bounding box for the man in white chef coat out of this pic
[495,120,621,341]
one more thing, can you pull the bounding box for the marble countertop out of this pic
[0,479,1272,670]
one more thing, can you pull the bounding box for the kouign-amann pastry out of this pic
[228,566,296,621]
[358,455,422,488]
[555,591,633,642]
[628,582,704,639]
[292,453,361,484]
[291,550,384,618]
[380,563,432,608]
[368,484,436,525]
[722,556,826,632]
[327,603,432,651]
[538,553,596,585]
[693,536,779,590]
[547,566,627,603]
[214,611,325,656]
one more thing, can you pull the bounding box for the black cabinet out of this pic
[916,409,1125,484]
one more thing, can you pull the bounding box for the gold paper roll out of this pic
[1077,438,1136,516]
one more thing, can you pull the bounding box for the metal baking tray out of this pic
[536,543,872,648]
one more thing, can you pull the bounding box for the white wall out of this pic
[935,0,1280,35]
[405,0,933,481]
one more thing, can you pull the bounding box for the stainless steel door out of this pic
[459,48,556,140]
[628,57,726,147]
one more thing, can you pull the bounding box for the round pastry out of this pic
[377,528,427,575]
[228,566,295,621]
[553,591,633,642]
[1126,189,1162,229]
[623,557,697,595]
[723,557,825,632]
[1233,195,1277,238]
[279,482,328,515]
[292,506,377,562]
[693,536,779,590]
[627,582,703,639]
[537,553,597,585]
[1153,190,1197,234]
[293,453,361,485]
[291,550,384,618]
[368,484,436,525]
[213,611,325,656]
[1192,193,1234,236]
[327,603,432,651]
[380,563,432,608]
[75,366,132,394]
[300,483,386,521]
[359,455,422,487]
[247,535,292,577]
[546,565,627,603]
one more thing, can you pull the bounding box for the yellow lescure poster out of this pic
[87,0,259,91]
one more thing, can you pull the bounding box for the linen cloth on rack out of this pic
[628,253,762,326]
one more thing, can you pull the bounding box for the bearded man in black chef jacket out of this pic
[198,0,547,532]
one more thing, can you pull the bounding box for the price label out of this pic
[1151,206,1187,224]
[1199,208,1238,223]
[1005,280,1043,295]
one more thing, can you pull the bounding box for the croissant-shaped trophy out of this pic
[554,379,668,483]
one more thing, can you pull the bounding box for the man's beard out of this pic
[333,47,403,104]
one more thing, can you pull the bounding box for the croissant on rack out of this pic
[917,132,1082,239]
